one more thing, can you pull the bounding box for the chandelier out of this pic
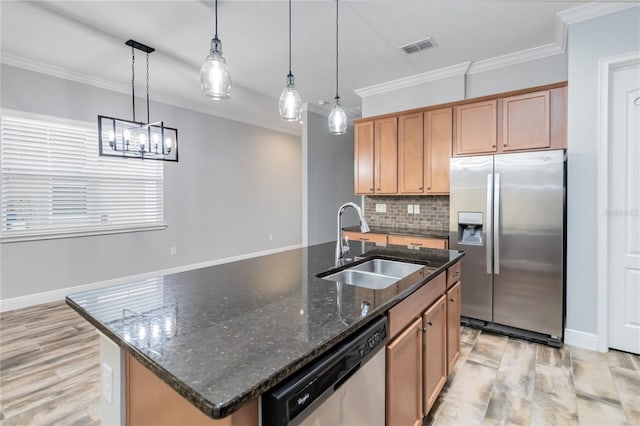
[98,40,178,162]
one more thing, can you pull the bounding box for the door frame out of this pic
[596,50,640,353]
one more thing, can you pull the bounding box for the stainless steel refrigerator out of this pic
[449,150,565,345]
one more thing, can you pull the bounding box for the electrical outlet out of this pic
[375,203,387,213]
[407,204,414,214]
[102,363,113,404]
[414,204,420,214]
[170,247,177,256]
[268,234,273,241]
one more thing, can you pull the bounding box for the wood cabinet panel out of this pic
[446,281,461,375]
[422,296,447,415]
[446,261,461,289]
[550,86,568,150]
[388,272,446,339]
[398,112,425,194]
[342,231,387,244]
[425,108,452,194]
[502,90,550,152]
[126,354,258,426]
[386,318,423,426]
[454,100,497,155]
[354,121,375,194]
[374,117,398,194]
[387,234,448,250]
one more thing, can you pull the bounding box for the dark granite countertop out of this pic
[342,225,449,239]
[66,242,463,419]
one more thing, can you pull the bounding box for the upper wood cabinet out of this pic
[354,121,375,194]
[374,117,398,194]
[425,108,452,194]
[398,113,424,194]
[502,90,550,152]
[454,100,498,155]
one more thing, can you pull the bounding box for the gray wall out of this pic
[303,111,359,245]
[0,64,302,300]
[360,54,568,117]
[565,6,640,335]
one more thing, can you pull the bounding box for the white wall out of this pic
[360,54,568,118]
[565,6,640,337]
[302,111,359,246]
[0,64,302,302]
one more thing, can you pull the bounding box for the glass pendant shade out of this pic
[279,74,303,121]
[328,97,347,135]
[200,39,231,100]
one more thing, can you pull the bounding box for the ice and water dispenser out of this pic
[457,212,484,245]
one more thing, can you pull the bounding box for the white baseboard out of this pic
[0,244,302,313]
[564,328,600,351]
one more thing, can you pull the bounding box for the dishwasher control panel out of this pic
[262,316,388,426]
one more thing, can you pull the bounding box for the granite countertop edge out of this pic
[66,249,464,419]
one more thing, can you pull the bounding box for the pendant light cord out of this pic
[214,0,219,40]
[335,0,339,100]
[288,0,292,76]
[131,46,136,122]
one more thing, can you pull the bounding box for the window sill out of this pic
[0,224,168,243]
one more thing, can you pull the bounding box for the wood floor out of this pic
[1,302,639,426]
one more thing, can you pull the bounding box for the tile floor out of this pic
[1,302,638,425]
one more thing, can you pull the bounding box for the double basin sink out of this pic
[320,259,426,290]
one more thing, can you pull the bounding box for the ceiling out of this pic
[1,1,586,135]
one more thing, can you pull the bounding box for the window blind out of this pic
[0,114,164,241]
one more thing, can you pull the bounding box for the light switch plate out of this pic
[375,203,387,213]
[407,205,414,214]
[414,204,420,214]
[102,362,113,404]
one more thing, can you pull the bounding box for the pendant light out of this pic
[328,0,347,135]
[279,0,303,121]
[200,0,231,100]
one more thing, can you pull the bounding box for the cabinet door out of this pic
[425,108,452,194]
[374,117,398,194]
[502,90,550,152]
[354,121,375,194]
[422,296,447,415]
[386,317,423,426]
[398,112,424,194]
[446,281,461,375]
[454,100,497,156]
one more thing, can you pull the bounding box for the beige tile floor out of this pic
[1,302,639,425]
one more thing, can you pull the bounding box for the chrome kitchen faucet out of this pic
[335,202,370,266]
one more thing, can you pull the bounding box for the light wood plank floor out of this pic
[1,302,639,425]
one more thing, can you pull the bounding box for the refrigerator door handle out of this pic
[494,173,501,275]
[486,174,493,274]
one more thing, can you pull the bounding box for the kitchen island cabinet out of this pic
[67,242,463,424]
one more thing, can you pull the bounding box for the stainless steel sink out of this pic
[321,259,425,290]
[349,259,423,278]
[322,269,399,290]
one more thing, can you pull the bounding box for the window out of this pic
[0,113,165,241]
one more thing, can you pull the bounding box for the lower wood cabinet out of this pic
[387,234,448,250]
[342,230,388,244]
[422,296,447,414]
[446,281,461,375]
[386,317,423,426]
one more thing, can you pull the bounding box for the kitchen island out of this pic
[66,241,463,424]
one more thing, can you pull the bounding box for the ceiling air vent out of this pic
[400,38,436,54]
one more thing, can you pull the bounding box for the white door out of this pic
[608,60,640,354]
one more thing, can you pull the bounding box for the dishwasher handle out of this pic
[334,362,362,390]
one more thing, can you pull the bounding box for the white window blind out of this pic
[0,114,164,241]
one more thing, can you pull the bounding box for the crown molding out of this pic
[354,62,471,98]
[0,52,302,137]
[467,42,564,75]
[557,2,639,26]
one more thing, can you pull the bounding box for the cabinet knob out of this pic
[503,144,507,147]
[492,145,496,148]
[419,187,423,190]
[449,298,455,302]
[426,321,433,327]
[419,327,426,333]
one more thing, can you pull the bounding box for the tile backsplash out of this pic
[363,195,450,232]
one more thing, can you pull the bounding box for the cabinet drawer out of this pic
[446,262,461,288]
[388,272,446,339]
[388,235,447,250]
[343,231,387,244]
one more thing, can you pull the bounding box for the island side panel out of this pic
[125,353,258,426]
[100,332,126,426]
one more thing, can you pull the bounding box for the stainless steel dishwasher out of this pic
[262,316,387,426]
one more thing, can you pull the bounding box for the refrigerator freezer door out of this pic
[493,150,565,337]
[449,156,494,322]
